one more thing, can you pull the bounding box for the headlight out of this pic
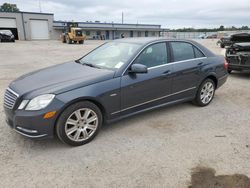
[25,94,55,111]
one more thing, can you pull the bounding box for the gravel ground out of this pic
[0,39,249,188]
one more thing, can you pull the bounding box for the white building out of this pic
[0,11,163,40]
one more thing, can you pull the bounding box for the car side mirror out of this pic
[129,64,148,74]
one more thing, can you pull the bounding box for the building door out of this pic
[145,31,149,37]
[0,18,18,39]
[130,31,133,37]
[30,20,49,40]
[105,30,109,40]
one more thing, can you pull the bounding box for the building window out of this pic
[145,31,148,37]
[96,31,101,36]
[152,32,156,36]
[138,31,141,37]
[86,31,90,36]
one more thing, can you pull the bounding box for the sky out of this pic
[1,0,250,29]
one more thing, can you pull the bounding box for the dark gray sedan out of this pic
[4,38,228,146]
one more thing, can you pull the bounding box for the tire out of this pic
[79,40,83,44]
[62,36,66,43]
[228,69,232,74]
[220,43,225,48]
[66,36,72,44]
[193,78,215,107]
[56,101,103,146]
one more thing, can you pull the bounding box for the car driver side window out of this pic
[133,42,168,68]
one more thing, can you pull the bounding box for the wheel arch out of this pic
[54,97,107,135]
[203,74,218,89]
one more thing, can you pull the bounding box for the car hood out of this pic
[9,61,115,97]
[233,42,250,51]
[230,33,250,42]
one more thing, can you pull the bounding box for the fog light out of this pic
[43,111,56,119]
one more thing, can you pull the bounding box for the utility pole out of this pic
[122,12,124,24]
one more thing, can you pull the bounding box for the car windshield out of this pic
[79,42,141,70]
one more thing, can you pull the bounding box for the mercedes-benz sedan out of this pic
[4,38,228,146]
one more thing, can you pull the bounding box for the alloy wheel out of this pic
[200,82,214,104]
[65,108,98,142]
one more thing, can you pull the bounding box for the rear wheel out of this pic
[79,40,84,44]
[56,101,102,146]
[193,78,215,107]
[228,69,232,74]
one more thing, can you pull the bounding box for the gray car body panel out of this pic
[4,38,228,138]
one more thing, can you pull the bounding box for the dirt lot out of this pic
[0,39,249,188]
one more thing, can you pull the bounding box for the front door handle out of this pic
[197,62,204,66]
[161,70,171,76]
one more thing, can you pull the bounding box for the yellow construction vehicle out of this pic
[61,22,86,44]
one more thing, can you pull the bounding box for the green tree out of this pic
[219,25,225,31]
[241,26,249,30]
[0,3,20,12]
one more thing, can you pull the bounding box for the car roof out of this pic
[115,37,197,45]
[114,37,215,57]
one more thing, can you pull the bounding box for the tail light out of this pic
[224,59,229,70]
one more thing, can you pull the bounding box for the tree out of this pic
[0,3,20,12]
[241,26,249,30]
[219,25,225,31]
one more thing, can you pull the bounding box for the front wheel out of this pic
[66,36,72,44]
[56,101,102,146]
[193,79,215,107]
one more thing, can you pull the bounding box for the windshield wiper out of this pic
[83,63,101,69]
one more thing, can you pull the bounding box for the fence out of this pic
[161,30,250,39]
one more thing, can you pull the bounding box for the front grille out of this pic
[4,88,19,109]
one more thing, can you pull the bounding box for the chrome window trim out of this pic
[148,57,207,70]
[111,86,196,115]
[121,40,207,75]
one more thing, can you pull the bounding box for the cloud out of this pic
[2,0,250,28]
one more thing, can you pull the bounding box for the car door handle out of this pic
[197,62,204,66]
[161,70,171,76]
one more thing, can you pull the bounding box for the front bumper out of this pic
[4,98,65,139]
[227,54,250,71]
[228,64,250,71]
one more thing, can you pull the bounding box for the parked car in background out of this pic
[198,34,207,39]
[217,35,231,48]
[206,34,217,39]
[226,33,250,73]
[4,38,228,146]
[0,30,15,42]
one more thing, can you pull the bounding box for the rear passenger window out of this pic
[194,47,205,58]
[170,42,195,62]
